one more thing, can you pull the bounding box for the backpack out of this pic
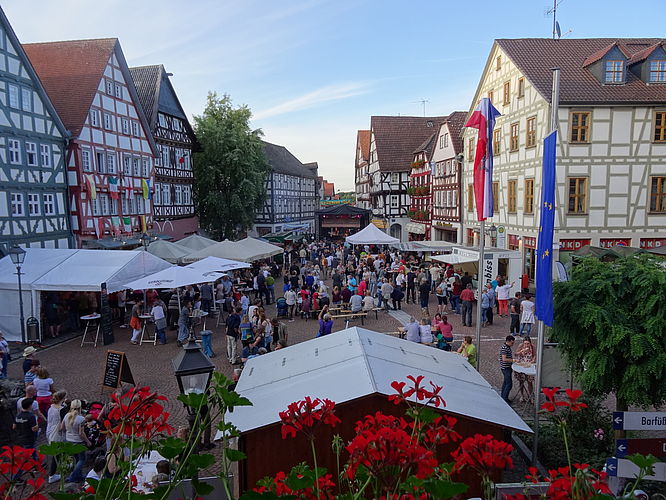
[266,275,275,286]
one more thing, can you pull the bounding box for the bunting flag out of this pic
[142,179,151,200]
[464,97,501,221]
[85,174,97,200]
[94,218,104,239]
[122,216,132,233]
[123,178,132,199]
[140,215,147,233]
[111,216,122,236]
[535,131,558,327]
[108,176,119,200]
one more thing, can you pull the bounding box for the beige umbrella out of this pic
[146,239,191,264]
[176,234,218,251]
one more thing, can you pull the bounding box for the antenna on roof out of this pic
[412,98,429,117]
[545,0,564,39]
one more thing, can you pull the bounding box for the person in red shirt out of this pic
[460,284,475,327]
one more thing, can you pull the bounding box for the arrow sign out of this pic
[605,458,666,482]
[615,438,666,459]
[612,411,666,431]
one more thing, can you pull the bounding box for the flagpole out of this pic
[532,66,560,465]
[475,219,485,370]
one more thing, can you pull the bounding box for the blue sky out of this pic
[5,0,665,190]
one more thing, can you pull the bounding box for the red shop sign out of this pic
[523,236,537,249]
[559,239,591,251]
[599,238,631,249]
[640,238,666,249]
[508,234,520,247]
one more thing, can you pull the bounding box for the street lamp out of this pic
[140,233,151,251]
[8,246,27,344]
[172,332,215,424]
[488,224,498,246]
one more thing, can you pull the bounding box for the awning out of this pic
[406,222,426,235]
[263,231,294,243]
[431,254,478,265]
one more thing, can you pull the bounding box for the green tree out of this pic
[193,92,268,240]
[551,254,666,412]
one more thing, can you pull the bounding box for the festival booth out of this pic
[344,222,399,246]
[0,249,171,342]
[225,327,531,495]
[315,204,371,240]
[146,239,192,264]
[432,246,522,288]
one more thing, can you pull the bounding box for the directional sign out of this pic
[612,411,666,431]
[606,458,666,482]
[616,439,666,459]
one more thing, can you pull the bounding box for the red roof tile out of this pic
[627,41,665,65]
[23,39,118,136]
[497,38,666,105]
[357,130,371,161]
[444,111,467,155]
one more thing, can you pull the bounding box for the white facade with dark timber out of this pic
[462,38,666,278]
[0,7,71,251]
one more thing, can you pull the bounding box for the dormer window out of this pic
[605,60,624,83]
[650,60,666,83]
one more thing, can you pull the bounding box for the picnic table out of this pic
[330,311,367,328]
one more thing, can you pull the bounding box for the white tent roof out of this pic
[124,265,224,290]
[175,234,217,251]
[225,327,531,434]
[185,256,250,273]
[0,248,172,293]
[183,238,280,264]
[345,223,399,245]
[146,239,191,264]
[236,237,282,260]
[431,254,478,265]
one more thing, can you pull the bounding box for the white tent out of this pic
[183,238,280,264]
[345,223,399,245]
[222,327,531,436]
[146,239,191,264]
[124,266,224,291]
[0,249,171,341]
[185,256,250,274]
[176,234,217,251]
[236,237,282,260]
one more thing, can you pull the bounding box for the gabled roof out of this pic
[315,203,371,216]
[227,327,531,433]
[263,141,316,179]
[627,41,666,65]
[444,111,467,154]
[371,116,447,172]
[356,129,371,164]
[23,39,158,154]
[322,181,335,198]
[0,7,68,138]
[413,131,437,157]
[582,42,629,67]
[496,38,666,105]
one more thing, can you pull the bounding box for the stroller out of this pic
[276,297,288,318]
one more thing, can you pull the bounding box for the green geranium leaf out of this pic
[424,479,469,498]
[225,448,246,462]
[39,441,87,456]
[191,478,216,495]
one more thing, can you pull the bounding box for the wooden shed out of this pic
[226,327,532,494]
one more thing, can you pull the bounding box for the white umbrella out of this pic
[146,239,191,264]
[236,237,283,260]
[176,234,218,251]
[185,256,250,273]
[182,240,253,263]
[124,265,224,291]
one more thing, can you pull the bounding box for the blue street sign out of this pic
[616,439,628,458]
[612,411,624,430]
[606,458,618,476]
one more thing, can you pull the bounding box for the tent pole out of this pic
[474,219,485,370]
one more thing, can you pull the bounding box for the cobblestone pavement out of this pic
[6,279,532,485]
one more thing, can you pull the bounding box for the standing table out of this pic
[80,313,101,347]
[139,314,155,346]
[512,363,537,403]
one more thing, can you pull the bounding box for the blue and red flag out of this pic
[465,98,501,221]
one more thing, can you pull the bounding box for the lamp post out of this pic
[488,224,498,247]
[8,246,27,344]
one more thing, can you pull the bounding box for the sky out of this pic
[4,0,666,191]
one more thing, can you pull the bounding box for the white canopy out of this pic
[146,239,191,264]
[345,223,399,245]
[183,238,280,264]
[236,237,282,260]
[185,256,250,274]
[0,248,171,341]
[124,265,224,291]
[175,234,217,251]
[431,254,478,265]
[223,327,531,436]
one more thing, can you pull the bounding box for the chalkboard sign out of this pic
[100,282,114,345]
[102,350,134,389]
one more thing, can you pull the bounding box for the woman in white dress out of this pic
[519,294,536,337]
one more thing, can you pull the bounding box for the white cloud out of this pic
[253,82,371,120]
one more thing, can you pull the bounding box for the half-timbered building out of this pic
[430,112,466,243]
[253,141,318,235]
[407,132,436,240]
[462,38,666,278]
[24,39,158,248]
[367,115,446,241]
[129,65,198,240]
[0,7,71,251]
[354,130,371,210]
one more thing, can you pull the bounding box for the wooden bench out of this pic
[370,307,384,320]
[331,312,367,328]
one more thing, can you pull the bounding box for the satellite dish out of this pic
[556,21,562,39]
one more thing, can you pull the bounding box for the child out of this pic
[83,413,103,451]
[150,460,172,488]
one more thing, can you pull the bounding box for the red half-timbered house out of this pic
[24,39,158,248]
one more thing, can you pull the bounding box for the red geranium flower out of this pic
[278,396,340,440]
[105,386,174,440]
[451,433,514,476]
[388,375,446,408]
[0,446,47,500]
[253,470,336,499]
[526,463,611,499]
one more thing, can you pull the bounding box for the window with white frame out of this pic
[8,85,19,108]
[120,197,130,215]
[28,193,40,215]
[161,146,170,167]
[103,113,114,130]
[99,193,109,215]
[11,193,23,216]
[175,185,182,205]
[81,149,92,172]
[154,183,161,205]
[110,198,119,215]
[162,184,171,205]
[131,121,140,136]
[25,142,37,166]
[91,197,100,216]
[132,157,140,176]
[142,158,149,177]
[121,118,130,135]
[89,109,100,127]
[21,88,32,112]
[40,145,51,167]
[96,151,106,174]
[43,193,55,215]
[390,195,398,208]
[106,152,116,174]
[123,155,131,175]
[391,172,399,184]
[183,185,192,205]
[114,84,123,99]
[105,80,114,95]
[134,194,144,214]
[8,139,21,164]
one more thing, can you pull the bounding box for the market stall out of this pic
[345,222,399,246]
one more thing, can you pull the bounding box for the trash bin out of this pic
[26,317,39,342]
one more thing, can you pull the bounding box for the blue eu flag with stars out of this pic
[535,131,557,326]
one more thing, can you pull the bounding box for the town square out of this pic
[0,1,665,499]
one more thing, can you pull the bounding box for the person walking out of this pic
[509,292,522,335]
[129,298,144,345]
[60,400,91,483]
[519,294,536,337]
[284,287,297,321]
[435,279,447,314]
[450,278,462,315]
[46,390,67,483]
[496,279,515,317]
[381,279,393,312]
[406,268,417,304]
[460,284,475,327]
[499,335,516,403]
